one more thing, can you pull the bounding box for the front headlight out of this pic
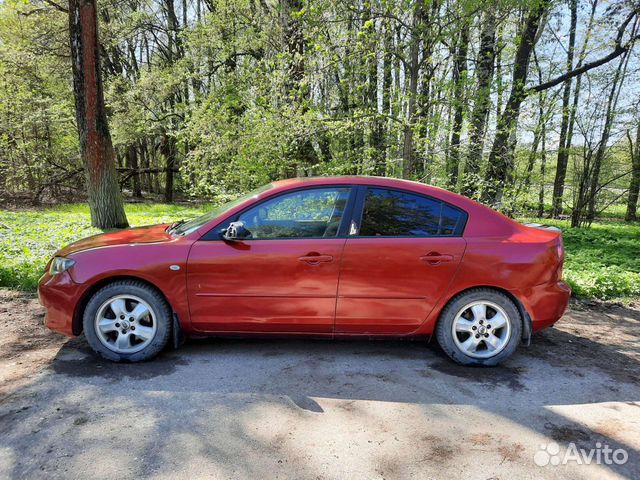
[49,256,76,276]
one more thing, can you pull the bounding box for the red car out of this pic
[38,176,570,366]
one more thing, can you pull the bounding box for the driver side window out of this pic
[237,187,351,239]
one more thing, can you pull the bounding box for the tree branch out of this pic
[528,9,639,93]
[42,0,68,13]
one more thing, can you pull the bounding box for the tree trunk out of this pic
[365,2,384,175]
[139,139,152,193]
[282,0,317,172]
[401,0,424,179]
[161,134,176,203]
[537,117,547,218]
[482,0,548,204]
[376,18,393,176]
[523,50,546,197]
[522,113,543,194]
[626,125,640,221]
[551,0,577,217]
[127,144,142,198]
[570,149,592,227]
[462,10,497,197]
[552,0,598,219]
[494,21,503,119]
[570,48,629,228]
[68,0,128,229]
[446,25,469,188]
[586,50,630,221]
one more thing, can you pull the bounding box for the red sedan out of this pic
[38,176,570,366]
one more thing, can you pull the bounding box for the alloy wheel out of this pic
[94,294,157,354]
[451,301,512,359]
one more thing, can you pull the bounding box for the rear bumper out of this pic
[516,281,571,332]
[38,271,84,337]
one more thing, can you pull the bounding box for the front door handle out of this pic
[298,254,333,265]
[420,252,454,266]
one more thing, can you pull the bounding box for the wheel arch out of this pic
[72,275,175,336]
[434,285,532,345]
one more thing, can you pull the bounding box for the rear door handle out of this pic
[420,253,454,265]
[299,254,333,265]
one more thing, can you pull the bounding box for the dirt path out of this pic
[0,290,62,396]
[1,289,639,479]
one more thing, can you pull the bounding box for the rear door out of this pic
[335,187,467,334]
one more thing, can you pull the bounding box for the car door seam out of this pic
[332,237,349,337]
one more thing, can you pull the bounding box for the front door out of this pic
[335,187,467,334]
[187,186,352,333]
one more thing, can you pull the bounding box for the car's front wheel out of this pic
[435,288,522,366]
[83,280,171,362]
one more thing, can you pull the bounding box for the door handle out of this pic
[298,254,333,265]
[420,252,454,265]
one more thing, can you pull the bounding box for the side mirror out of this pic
[222,221,250,241]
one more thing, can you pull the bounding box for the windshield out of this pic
[171,183,274,236]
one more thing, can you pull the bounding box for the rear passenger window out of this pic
[359,188,464,237]
[440,204,464,236]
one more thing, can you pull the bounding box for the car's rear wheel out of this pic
[435,289,522,366]
[83,280,171,362]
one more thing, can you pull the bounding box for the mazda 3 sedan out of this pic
[39,176,571,365]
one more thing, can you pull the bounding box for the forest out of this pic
[0,0,640,298]
[0,0,638,224]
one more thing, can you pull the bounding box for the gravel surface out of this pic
[1,289,639,479]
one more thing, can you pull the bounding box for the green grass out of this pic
[1,203,639,300]
[596,203,628,220]
[0,203,209,290]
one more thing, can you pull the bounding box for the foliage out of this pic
[0,0,79,202]
[0,0,638,221]
[1,203,638,300]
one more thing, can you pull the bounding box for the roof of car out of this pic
[272,175,425,188]
[271,176,465,205]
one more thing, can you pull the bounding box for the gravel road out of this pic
[1,289,639,479]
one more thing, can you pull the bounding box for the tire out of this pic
[435,288,522,366]
[83,280,172,362]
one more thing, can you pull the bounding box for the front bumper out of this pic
[517,280,571,332]
[38,270,84,337]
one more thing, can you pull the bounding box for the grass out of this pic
[1,203,639,300]
[0,203,209,291]
[519,217,640,300]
